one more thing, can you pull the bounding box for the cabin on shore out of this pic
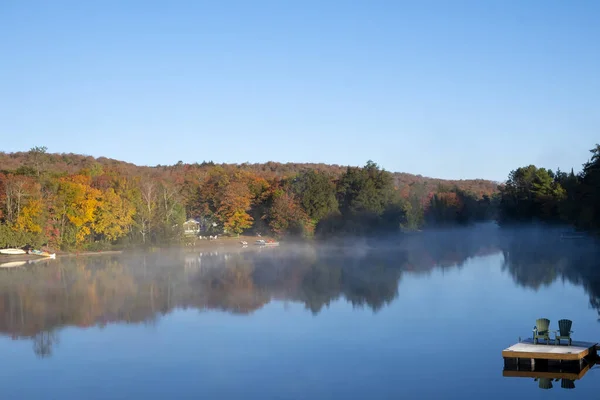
[183,219,200,236]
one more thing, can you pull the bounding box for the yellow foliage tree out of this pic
[14,198,43,233]
[93,188,136,241]
[58,176,101,246]
[223,209,254,236]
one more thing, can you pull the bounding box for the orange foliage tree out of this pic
[264,188,310,237]
[198,167,255,235]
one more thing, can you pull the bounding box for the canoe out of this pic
[28,249,56,258]
[0,248,26,255]
[255,240,280,247]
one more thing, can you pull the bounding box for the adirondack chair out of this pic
[555,319,573,345]
[533,318,551,344]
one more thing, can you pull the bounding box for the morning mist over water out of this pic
[2,0,598,397]
[1,224,600,399]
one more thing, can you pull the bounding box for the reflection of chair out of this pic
[555,319,573,345]
[533,318,551,344]
[561,379,575,389]
[537,378,553,389]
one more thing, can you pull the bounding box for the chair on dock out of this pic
[554,319,573,346]
[533,318,551,344]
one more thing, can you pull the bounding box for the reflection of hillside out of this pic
[501,241,563,290]
[279,248,406,314]
[398,225,501,272]
[11,226,600,357]
[0,233,502,346]
[188,255,270,314]
[499,227,600,315]
[0,257,139,336]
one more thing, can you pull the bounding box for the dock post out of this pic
[531,359,535,371]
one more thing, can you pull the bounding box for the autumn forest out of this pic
[1,144,599,250]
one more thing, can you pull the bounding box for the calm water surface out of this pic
[1,226,600,399]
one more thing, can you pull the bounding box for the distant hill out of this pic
[0,151,500,199]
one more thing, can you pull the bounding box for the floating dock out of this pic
[503,339,597,361]
[502,339,597,369]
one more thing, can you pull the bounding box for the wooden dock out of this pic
[502,338,597,371]
[502,339,597,361]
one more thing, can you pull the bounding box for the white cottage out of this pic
[183,219,200,236]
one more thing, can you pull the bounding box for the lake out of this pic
[1,225,599,399]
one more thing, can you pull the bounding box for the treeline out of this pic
[0,150,498,196]
[498,144,600,232]
[0,147,498,249]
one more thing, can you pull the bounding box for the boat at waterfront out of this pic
[0,248,26,255]
[28,249,56,259]
[255,239,280,247]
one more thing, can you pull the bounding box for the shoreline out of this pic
[182,235,276,247]
[0,250,125,262]
[56,250,125,258]
[0,236,276,262]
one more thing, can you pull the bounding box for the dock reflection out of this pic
[503,359,595,389]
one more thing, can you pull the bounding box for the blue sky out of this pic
[1,0,598,181]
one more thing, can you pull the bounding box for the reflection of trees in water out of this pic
[191,254,271,314]
[590,297,600,321]
[337,249,406,312]
[33,330,59,358]
[269,248,406,314]
[499,227,600,316]
[0,237,486,354]
[501,245,562,290]
[3,225,600,357]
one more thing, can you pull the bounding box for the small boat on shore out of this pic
[255,239,280,247]
[0,248,26,255]
[28,249,56,259]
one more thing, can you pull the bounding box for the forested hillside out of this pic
[4,142,600,250]
[0,150,497,196]
[498,144,600,232]
[0,148,499,249]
